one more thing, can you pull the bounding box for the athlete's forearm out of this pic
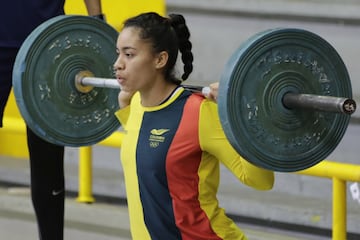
[83,0,102,16]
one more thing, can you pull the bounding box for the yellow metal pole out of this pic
[76,146,95,203]
[75,131,123,204]
[98,131,124,148]
[332,178,346,240]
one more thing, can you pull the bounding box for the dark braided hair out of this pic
[123,12,194,84]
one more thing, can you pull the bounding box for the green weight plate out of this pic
[218,28,352,172]
[13,15,120,147]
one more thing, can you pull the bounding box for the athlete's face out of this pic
[114,27,160,93]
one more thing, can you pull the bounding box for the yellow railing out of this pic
[296,161,360,240]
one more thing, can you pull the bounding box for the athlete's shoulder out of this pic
[186,92,206,104]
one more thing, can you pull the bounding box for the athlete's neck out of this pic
[140,83,179,107]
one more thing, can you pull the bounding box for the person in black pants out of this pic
[0,1,104,239]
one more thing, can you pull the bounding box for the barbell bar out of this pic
[74,70,212,95]
[75,72,356,115]
[12,15,357,172]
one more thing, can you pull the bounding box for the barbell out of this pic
[12,15,356,172]
[75,73,355,114]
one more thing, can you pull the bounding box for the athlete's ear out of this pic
[154,51,168,69]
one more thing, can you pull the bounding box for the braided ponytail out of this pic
[168,14,194,81]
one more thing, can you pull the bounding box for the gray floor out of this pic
[0,185,330,240]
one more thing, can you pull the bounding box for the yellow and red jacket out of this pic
[115,87,274,240]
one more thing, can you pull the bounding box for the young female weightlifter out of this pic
[114,12,275,240]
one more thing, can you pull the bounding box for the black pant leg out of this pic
[27,126,65,240]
